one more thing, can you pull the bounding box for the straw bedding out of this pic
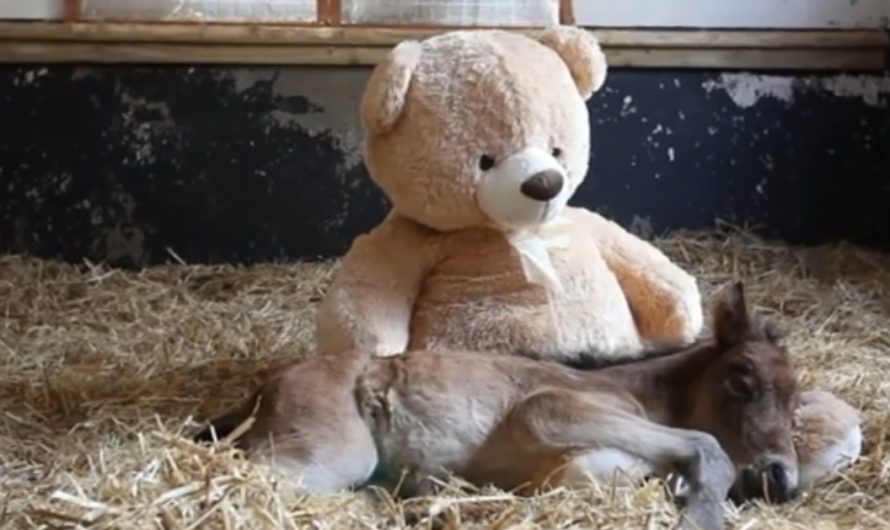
[1,229,888,530]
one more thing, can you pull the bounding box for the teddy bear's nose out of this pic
[520,170,564,201]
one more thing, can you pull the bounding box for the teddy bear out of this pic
[315,26,862,494]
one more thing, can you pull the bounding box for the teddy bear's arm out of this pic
[315,215,435,357]
[579,210,703,347]
[794,389,863,489]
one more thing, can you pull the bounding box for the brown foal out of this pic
[195,283,799,530]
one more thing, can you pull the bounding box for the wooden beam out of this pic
[596,29,890,49]
[0,42,882,71]
[559,0,575,25]
[607,47,885,71]
[63,0,81,23]
[0,22,886,49]
[0,42,387,65]
[317,0,342,26]
[0,22,885,71]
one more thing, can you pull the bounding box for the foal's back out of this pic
[355,349,627,489]
[225,348,646,493]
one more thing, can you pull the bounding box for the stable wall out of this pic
[0,1,888,267]
[1,64,888,267]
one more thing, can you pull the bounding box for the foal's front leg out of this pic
[510,389,736,530]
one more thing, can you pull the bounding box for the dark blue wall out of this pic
[1,65,888,268]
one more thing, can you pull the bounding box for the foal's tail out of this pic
[192,390,261,447]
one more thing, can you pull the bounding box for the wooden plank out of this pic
[573,0,890,29]
[317,0,342,25]
[0,22,886,49]
[559,0,575,25]
[0,22,540,44]
[63,0,81,23]
[0,42,387,65]
[0,41,882,71]
[606,47,886,71]
[592,29,890,49]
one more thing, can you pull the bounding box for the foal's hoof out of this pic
[676,500,725,530]
[662,473,691,507]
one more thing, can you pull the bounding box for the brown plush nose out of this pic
[520,170,564,201]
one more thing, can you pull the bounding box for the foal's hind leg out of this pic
[235,360,381,493]
[246,412,379,493]
[509,389,735,530]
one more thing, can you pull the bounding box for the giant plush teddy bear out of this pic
[316,27,862,493]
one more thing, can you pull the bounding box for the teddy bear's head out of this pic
[360,26,607,232]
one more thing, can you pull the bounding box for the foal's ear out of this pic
[712,281,752,348]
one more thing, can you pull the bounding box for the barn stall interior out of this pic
[1,1,889,528]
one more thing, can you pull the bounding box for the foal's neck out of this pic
[586,342,717,426]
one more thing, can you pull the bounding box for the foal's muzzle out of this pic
[731,461,800,504]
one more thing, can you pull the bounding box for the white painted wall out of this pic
[1,0,886,29]
[574,0,890,29]
[0,0,62,20]
[343,0,557,25]
[81,0,316,22]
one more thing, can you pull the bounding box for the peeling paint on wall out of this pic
[703,73,890,109]
[119,92,177,166]
[99,191,146,264]
[11,67,49,86]
[702,75,795,108]
[812,75,890,107]
[231,68,366,169]
[0,66,887,267]
[0,65,392,266]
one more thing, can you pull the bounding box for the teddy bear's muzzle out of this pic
[476,146,572,230]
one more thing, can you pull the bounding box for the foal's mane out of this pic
[561,341,707,371]
[561,310,784,372]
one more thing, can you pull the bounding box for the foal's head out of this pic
[687,282,800,503]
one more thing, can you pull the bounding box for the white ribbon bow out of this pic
[506,216,572,292]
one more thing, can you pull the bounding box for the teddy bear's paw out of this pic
[632,287,704,347]
[373,348,406,358]
[662,309,703,345]
[793,390,864,489]
[798,424,862,490]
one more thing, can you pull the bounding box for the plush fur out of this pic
[318,27,701,362]
[316,26,862,490]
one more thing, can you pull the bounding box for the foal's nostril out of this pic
[766,462,786,488]
[520,170,564,201]
[763,462,797,503]
[732,462,798,505]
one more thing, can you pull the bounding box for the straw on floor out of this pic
[1,229,888,530]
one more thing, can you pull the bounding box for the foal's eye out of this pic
[479,155,496,171]
[725,374,756,402]
[725,361,757,401]
[552,147,563,158]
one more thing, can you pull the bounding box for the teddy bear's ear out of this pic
[538,26,608,100]
[360,40,423,135]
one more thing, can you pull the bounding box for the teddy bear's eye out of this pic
[552,147,563,158]
[479,155,496,171]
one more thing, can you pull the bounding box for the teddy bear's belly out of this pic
[408,253,644,362]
